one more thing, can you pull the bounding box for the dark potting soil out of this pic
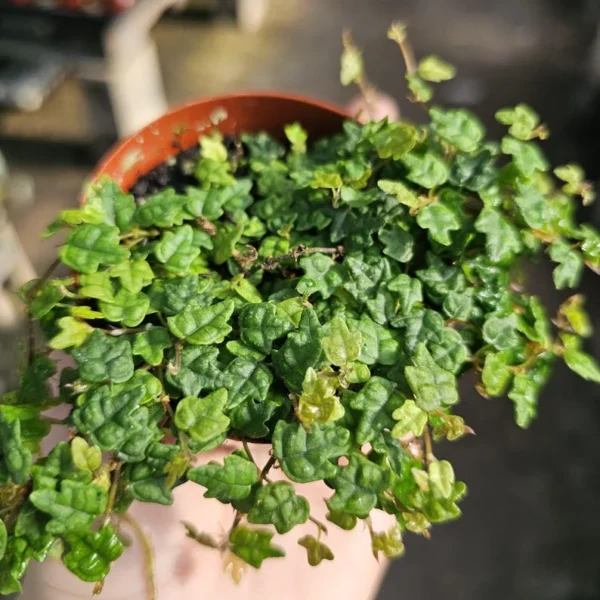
[130,135,244,200]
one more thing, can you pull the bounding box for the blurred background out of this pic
[1,0,600,598]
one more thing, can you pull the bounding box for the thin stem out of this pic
[422,425,433,467]
[122,512,157,600]
[258,245,344,272]
[259,455,277,482]
[396,38,417,75]
[308,515,329,536]
[242,440,256,465]
[103,462,122,527]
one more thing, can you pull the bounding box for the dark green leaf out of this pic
[229,525,285,568]
[168,299,235,345]
[248,481,309,533]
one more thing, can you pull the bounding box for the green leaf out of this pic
[166,346,224,397]
[377,180,420,209]
[0,413,32,484]
[63,525,124,582]
[229,525,285,569]
[513,179,547,229]
[228,391,283,439]
[482,314,521,350]
[405,343,458,410]
[340,38,364,85]
[549,239,584,289]
[29,480,107,534]
[109,259,154,293]
[507,357,552,428]
[428,460,455,499]
[155,225,201,274]
[213,221,244,265]
[564,348,600,383]
[296,253,347,300]
[86,178,136,232]
[168,299,235,345]
[272,421,350,483]
[558,295,593,338]
[391,400,427,437]
[0,538,30,595]
[223,357,273,410]
[370,524,405,559]
[135,189,187,228]
[23,280,66,319]
[132,326,172,366]
[406,74,433,102]
[248,481,309,534]
[350,377,405,444]
[50,317,94,350]
[388,274,423,316]
[298,535,334,566]
[322,316,362,366]
[174,389,230,444]
[298,367,344,426]
[147,275,201,316]
[501,137,549,177]
[284,122,308,154]
[417,55,456,82]
[72,330,134,384]
[372,122,418,160]
[475,207,523,263]
[70,437,101,472]
[481,351,514,396]
[188,453,259,503]
[273,308,323,393]
[429,107,485,152]
[311,171,342,190]
[79,271,115,303]
[416,200,461,245]
[0,520,6,561]
[378,224,414,262]
[239,302,293,354]
[442,289,473,320]
[495,104,541,140]
[99,289,150,327]
[402,152,449,189]
[327,453,390,518]
[60,224,129,274]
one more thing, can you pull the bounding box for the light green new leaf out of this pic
[340,39,363,85]
[229,526,285,569]
[72,330,134,384]
[174,389,230,444]
[63,525,124,582]
[350,377,405,444]
[481,351,514,396]
[60,224,129,274]
[549,239,584,289]
[429,107,485,152]
[417,55,456,82]
[155,225,201,274]
[132,326,172,366]
[79,271,114,303]
[405,343,458,410]
[311,171,343,190]
[564,348,600,383]
[272,421,350,483]
[402,152,449,189]
[29,480,107,534]
[327,453,390,518]
[371,524,405,559]
[391,400,427,437]
[298,535,334,566]
[416,200,461,245]
[322,316,362,366]
[377,179,420,209]
[298,367,344,426]
[109,259,154,293]
[558,295,593,338]
[70,437,101,472]
[188,453,259,503]
[406,74,433,102]
[99,289,150,327]
[501,136,549,177]
[429,460,455,499]
[50,317,94,350]
[168,299,235,345]
[495,104,541,140]
[284,122,308,154]
[248,481,309,534]
[475,207,523,264]
[373,122,418,160]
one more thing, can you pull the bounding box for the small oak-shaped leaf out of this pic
[99,289,150,327]
[298,367,344,427]
[63,525,124,582]
[60,224,129,274]
[391,400,427,438]
[416,201,461,246]
[229,526,285,569]
[481,351,514,397]
[228,391,283,439]
[272,421,350,483]
[0,413,32,484]
[417,55,456,82]
[50,317,94,350]
[72,331,134,384]
[564,347,600,383]
[482,314,521,350]
[109,259,154,293]
[248,481,309,534]
[406,74,433,102]
[86,178,136,232]
[373,122,418,160]
[284,122,308,154]
[402,152,449,189]
[222,356,273,410]
[405,343,458,410]
[322,316,362,367]
[70,437,101,472]
[174,389,230,444]
[132,326,172,366]
[378,224,414,263]
[495,103,541,140]
[349,377,405,444]
[188,453,259,503]
[549,239,584,289]
[135,189,187,228]
[239,302,293,354]
[429,107,485,153]
[558,295,593,338]
[327,453,390,518]
[29,480,107,535]
[79,271,114,303]
[168,299,235,345]
[296,254,347,300]
[166,346,224,397]
[23,279,65,319]
[428,460,455,499]
[155,224,201,274]
[377,179,420,209]
[298,535,334,566]
[475,207,523,264]
[501,136,549,177]
[371,524,405,559]
[340,36,363,85]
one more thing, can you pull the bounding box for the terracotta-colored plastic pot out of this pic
[86,92,349,195]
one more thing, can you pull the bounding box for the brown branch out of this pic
[259,245,344,272]
[422,425,434,467]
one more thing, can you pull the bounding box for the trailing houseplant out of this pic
[2,23,600,596]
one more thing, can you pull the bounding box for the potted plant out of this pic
[2,23,600,599]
